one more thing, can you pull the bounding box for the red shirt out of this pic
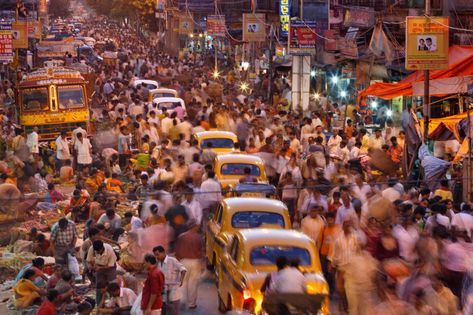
[141,265,164,310]
[37,300,56,315]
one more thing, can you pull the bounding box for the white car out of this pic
[133,79,159,90]
[149,97,186,116]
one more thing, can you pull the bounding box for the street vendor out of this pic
[50,218,78,266]
[13,269,45,310]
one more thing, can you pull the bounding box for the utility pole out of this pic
[267,25,274,105]
[423,0,430,144]
[214,0,218,74]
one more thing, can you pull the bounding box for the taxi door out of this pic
[218,236,245,311]
[206,203,223,268]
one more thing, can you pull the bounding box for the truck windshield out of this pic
[21,88,49,111]
[58,86,85,109]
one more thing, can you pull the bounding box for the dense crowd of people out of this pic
[0,10,472,315]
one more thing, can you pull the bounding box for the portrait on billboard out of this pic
[417,35,437,52]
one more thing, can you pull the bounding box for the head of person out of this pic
[77,301,93,315]
[107,282,121,297]
[92,240,105,255]
[426,38,432,46]
[309,205,323,218]
[46,289,59,303]
[152,245,166,261]
[23,268,36,280]
[58,218,69,230]
[106,208,116,220]
[143,253,157,269]
[61,270,73,282]
[32,257,45,269]
[207,170,215,179]
[60,130,67,138]
[440,179,449,188]
[275,256,288,271]
[326,211,336,226]
[77,132,83,141]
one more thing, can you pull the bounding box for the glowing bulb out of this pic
[386,109,393,117]
[189,33,194,38]
[199,33,203,38]
[313,93,320,100]
[331,76,339,84]
[310,70,316,77]
[340,90,347,98]
[212,70,220,79]
[371,101,378,109]
[240,82,249,91]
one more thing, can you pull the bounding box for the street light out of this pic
[241,61,250,71]
[212,70,220,79]
[189,33,194,38]
[240,82,249,92]
[310,70,316,77]
[386,109,393,117]
[340,90,347,98]
[331,76,339,84]
[371,101,378,109]
[199,33,203,38]
[312,92,320,100]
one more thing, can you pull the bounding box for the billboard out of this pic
[243,13,266,42]
[406,16,449,70]
[179,16,194,35]
[0,22,13,63]
[28,20,42,39]
[207,15,226,37]
[289,20,317,55]
[12,21,28,49]
[280,0,290,38]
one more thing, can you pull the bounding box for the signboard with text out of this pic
[406,16,449,70]
[289,20,317,55]
[243,13,266,42]
[12,21,28,49]
[207,15,226,37]
[28,20,42,39]
[179,15,194,35]
[344,7,375,27]
[279,0,290,39]
[0,22,13,63]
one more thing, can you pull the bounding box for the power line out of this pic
[424,14,473,33]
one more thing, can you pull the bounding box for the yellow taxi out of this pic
[194,131,238,155]
[148,87,178,103]
[217,229,329,314]
[214,154,267,189]
[205,198,290,270]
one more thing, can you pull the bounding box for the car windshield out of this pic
[157,101,181,110]
[231,212,284,228]
[201,138,234,149]
[152,92,176,99]
[58,86,85,109]
[250,246,311,266]
[21,88,49,111]
[221,163,260,176]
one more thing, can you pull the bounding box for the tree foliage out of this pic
[48,0,71,18]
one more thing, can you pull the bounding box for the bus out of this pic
[17,67,90,140]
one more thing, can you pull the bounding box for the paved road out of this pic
[181,272,220,315]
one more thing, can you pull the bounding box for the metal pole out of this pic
[423,0,431,144]
[267,25,274,105]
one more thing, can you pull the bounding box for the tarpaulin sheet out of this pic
[412,76,473,96]
[359,45,473,100]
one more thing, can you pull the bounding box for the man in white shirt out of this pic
[55,130,71,173]
[369,128,384,150]
[74,132,92,170]
[274,261,307,294]
[124,211,143,232]
[301,205,326,249]
[181,187,203,225]
[199,171,222,210]
[87,240,117,305]
[26,127,39,156]
[351,175,372,204]
[451,204,473,238]
[382,179,402,202]
[335,190,356,225]
[327,128,342,156]
[100,282,137,314]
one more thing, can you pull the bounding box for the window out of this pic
[215,204,223,225]
[250,246,311,266]
[231,211,284,228]
[21,88,49,111]
[152,92,176,99]
[57,86,85,109]
[230,238,239,262]
[220,163,260,176]
[201,138,234,149]
[157,101,182,111]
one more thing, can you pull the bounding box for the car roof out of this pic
[215,154,264,164]
[150,88,177,94]
[236,229,313,246]
[134,79,158,86]
[195,131,237,140]
[152,97,185,104]
[222,197,287,212]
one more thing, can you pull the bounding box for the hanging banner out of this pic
[289,20,317,55]
[179,15,194,35]
[344,7,375,27]
[12,21,28,49]
[405,16,449,70]
[207,15,226,37]
[279,0,290,38]
[0,22,13,63]
[28,20,42,39]
[243,13,266,42]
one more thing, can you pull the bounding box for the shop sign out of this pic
[289,20,317,55]
[344,7,375,27]
[207,15,226,37]
[243,13,266,42]
[405,16,449,70]
[12,21,28,49]
[179,16,194,35]
[28,20,42,39]
[0,22,13,63]
[280,0,290,38]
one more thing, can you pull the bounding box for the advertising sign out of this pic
[207,15,226,37]
[12,21,28,49]
[38,0,47,15]
[28,20,42,39]
[0,22,13,63]
[344,7,375,27]
[243,13,266,42]
[280,0,290,38]
[289,20,317,55]
[406,16,449,70]
[179,16,194,35]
